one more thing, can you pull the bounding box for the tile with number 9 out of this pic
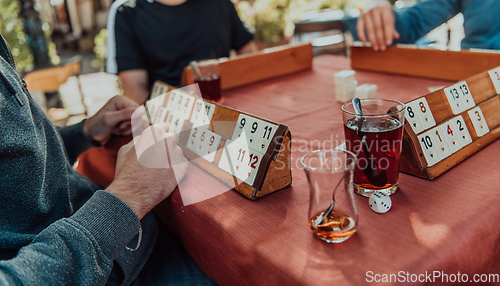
[232,114,248,142]
[243,117,263,151]
[202,131,221,163]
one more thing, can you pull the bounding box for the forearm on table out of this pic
[119,70,150,104]
[237,41,258,55]
[0,191,141,285]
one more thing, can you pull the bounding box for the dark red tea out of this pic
[344,117,403,190]
[195,76,221,102]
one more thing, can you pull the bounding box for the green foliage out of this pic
[0,1,59,73]
[92,28,107,72]
[236,0,367,45]
[0,0,34,73]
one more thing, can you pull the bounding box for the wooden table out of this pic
[155,55,500,286]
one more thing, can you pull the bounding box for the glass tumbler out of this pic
[190,59,222,102]
[301,149,358,243]
[341,99,405,197]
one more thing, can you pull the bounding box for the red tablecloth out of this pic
[155,55,500,285]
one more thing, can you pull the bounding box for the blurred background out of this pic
[2,0,462,125]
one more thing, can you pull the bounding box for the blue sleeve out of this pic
[0,191,141,285]
[394,0,461,44]
[57,120,98,165]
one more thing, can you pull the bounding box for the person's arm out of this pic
[107,2,149,104]
[237,41,258,55]
[225,0,254,53]
[57,95,138,164]
[0,122,187,284]
[356,0,461,51]
[0,191,140,285]
[119,69,150,104]
[393,0,461,44]
[356,0,399,51]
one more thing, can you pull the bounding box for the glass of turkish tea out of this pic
[301,149,358,243]
[190,59,222,103]
[341,99,405,197]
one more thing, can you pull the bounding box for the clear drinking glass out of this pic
[190,59,222,102]
[341,98,405,197]
[301,149,358,243]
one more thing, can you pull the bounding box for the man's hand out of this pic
[357,0,400,51]
[106,124,188,220]
[83,95,139,146]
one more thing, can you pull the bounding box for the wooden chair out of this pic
[23,56,82,94]
[181,43,313,90]
[23,56,86,124]
[293,19,348,56]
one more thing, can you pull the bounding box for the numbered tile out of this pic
[468,107,490,137]
[243,117,263,151]
[218,140,246,178]
[186,127,201,153]
[256,122,279,153]
[432,126,453,160]
[155,107,168,124]
[405,100,425,134]
[440,120,463,154]
[406,98,436,134]
[173,117,185,134]
[218,143,235,176]
[444,84,462,114]
[159,85,167,97]
[418,130,442,167]
[488,67,500,94]
[231,141,252,181]
[151,84,161,99]
[165,91,177,112]
[232,114,248,141]
[145,102,157,124]
[199,101,215,126]
[444,82,475,114]
[167,115,184,134]
[195,129,211,157]
[453,115,473,147]
[190,99,205,125]
[241,151,263,186]
[415,98,436,130]
[174,92,186,115]
[151,83,166,99]
[457,81,475,110]
[202,131,221,163]
[180,94,195,120]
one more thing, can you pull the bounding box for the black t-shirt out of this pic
[108,0,253,87]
